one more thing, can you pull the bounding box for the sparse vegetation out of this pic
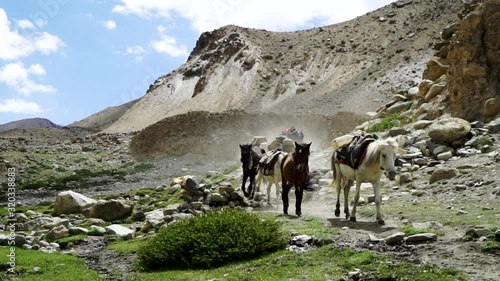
[367,113,411,132]
[401,225,444,236]
[134,163,155,173]
[481,241,500,253]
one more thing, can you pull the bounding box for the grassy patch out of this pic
[401,225,444,236]
[223,164,239,175]
[127,245,466,281]
[134,163,155,173]
[108,238,149,254]
[0,247,101,281]
[367,113,411,133]
[481,241,500,253]
[278,215,338,243]
[55,234,88,247]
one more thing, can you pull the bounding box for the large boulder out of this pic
[427,117,471,143]
[54,190,96,215]
[82,199,133,221]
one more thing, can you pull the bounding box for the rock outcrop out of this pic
[446,0,500,120]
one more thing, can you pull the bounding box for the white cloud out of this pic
[0,98,43,114]
[33,32,66,55]
[151,25,188,57]
[0,62,57,95]
[17,19,35,29]
[104,20,117,30]
[112,0,396,33]
[126,45,145,55]
[0,9,65,60]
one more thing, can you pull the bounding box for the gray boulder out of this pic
[54,190,96,215]
[82,199,133,221]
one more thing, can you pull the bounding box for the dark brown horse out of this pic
[239,144,263,198]
[281,142,311,216]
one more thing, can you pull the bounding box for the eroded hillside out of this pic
[100,0,463,134]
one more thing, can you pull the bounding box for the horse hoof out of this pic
[334,210,340,217]
[377,219,385,225]
[296,212,302,217]
[243,192,249,198]
[350,217,356,222]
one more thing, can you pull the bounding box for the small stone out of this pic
[404,233,437,243]
[385,232,406,245]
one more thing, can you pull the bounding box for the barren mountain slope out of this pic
[68,98,140,132]
[103,0,462,134]
[0,118,60,132]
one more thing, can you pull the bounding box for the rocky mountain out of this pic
[98,0,463,135]
[0,117,60,132]
[68,98,140,132]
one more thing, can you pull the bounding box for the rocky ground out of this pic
[1,111,500,280]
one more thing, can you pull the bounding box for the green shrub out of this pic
[473,137,493,149]
[137,209,287,270]
[367,113,411,133]
[481,241,500,253]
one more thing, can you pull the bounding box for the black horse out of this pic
[239,144,263,198]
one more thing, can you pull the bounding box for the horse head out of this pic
[378,138,398,180]
[239,144,254,171]
[293,142,311,172]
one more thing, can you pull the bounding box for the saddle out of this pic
[259,150,283,176]
[335,134,375,169]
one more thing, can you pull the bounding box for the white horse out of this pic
[255,151,287,205]
[331,138,399,225]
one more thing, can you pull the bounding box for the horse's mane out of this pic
[364,138,399,166]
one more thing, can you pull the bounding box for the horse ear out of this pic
[294,141,300,147]
[307,142,312,148]
[239,144,243,148]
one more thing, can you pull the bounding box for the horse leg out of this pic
[295,185,304,217]
[343,181,352,220]
[249,174,256,199]
[373,179,385,225]
[242,173,249,197]
[334,165,341,217]
[350,180,361,222]
[266,177,272,205]
[275,175,281,208]
[282,182,290,215]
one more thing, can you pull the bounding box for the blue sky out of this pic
[0,0,395,126]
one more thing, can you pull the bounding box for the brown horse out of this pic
[281,142,311,216]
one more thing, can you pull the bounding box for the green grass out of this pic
[126,245,466,281]
[481,241,500,253]
[223,164,239,175]
[401,225,445,236]
[0,247,102,281]
[107,238,149,254]
[367,113,412,133]
[278,215,338,244]
[134,163,155,173]
[54,235,88,247]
